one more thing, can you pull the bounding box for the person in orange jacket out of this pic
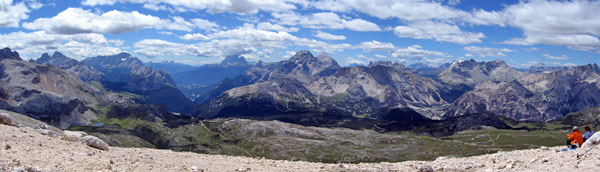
[567,126,584,148]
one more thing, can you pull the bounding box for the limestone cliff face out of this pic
[445,64,600,121]
[200,51,448,118]
[82,52,195,113]
[0,48,107,128]
[307,61,446,117]
[82,52,176,91]
[35,52,103,82]
[196,50,340,103]
[437,59,524,88]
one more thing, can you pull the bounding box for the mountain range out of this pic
[3,47,600,163]
[1,48,114,128]
[445,64,600,121]
[146,55,252,100]
[2,47,597,131]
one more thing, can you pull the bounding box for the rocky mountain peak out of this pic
[39,53,50,60]
[289,50,315,63]
[0,47,22,61]
[368,61,404,69]
[572,63,599,75]
[276,50,340,80]
[220,54,249,66]
[255,60,265,68]
[526,63,571,74]
[35,51,80,69]
[438,59,522,87]
[82,52,143,68]
[51,51,67,59]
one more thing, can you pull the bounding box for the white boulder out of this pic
[35,129,58,137]
[0,113,13,126]
[81,135,109,151]
[582,132,600,148]
[63,130,87,142]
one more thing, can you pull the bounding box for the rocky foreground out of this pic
[0,123,599,172]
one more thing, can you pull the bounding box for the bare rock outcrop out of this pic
[582,132,600,148]
[0,113,13,126]
[80,135,109,151]
[445,64,600,121]
[63,130,87,142]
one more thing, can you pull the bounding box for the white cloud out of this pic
[134,24,353,59]
[256,22,299,32]
[472,0,600,52]
[179,33,209,41]
[191,18,219,31]
[0,31,120,60]
[0,0,32,27]
[142,3,169,11]
[356,54,373,61]
[542,54,569,60]
[82,0,301,14]
[374,54,387,58]
[158,31,174,35]
[314,31,346,40]
[446,0,461,6]
[394,21,485,44]
[502,34,600,52]
[345,57,367,65]
[271,12,381,31]
[463,46,514,57]
[134,39,193,57]
[357,40,395,52]
[285,51,296,58]
[391,45,447,59]
[22,8,218,34]
[310,0,470,22]
[108,39,124,46]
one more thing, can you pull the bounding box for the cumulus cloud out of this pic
[22,8,218,34]
[463,46,515,57]
[314,31,346,40]
[271,12,381,31]
[374,54,387,58]
[345,57,367,65]
[256,22,299,32]
[179,33,209,41]
[134,24,352,59]
[391,45,447,59]
[394,21,485,44]
[0,0,33,27]
[310,0,470,21]
[502,34,600,52]
[0,31,121,60]
[357,40,395,52]
[477,0,600,52]
[82,0,301,14]
[542,54,569,60]
[355,41,447,62]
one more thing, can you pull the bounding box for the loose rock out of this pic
[0,113,13,126]
[81,136,109,151]
[35,129,57,137]
[63,130,86,142]
[418,165,433,172]
[34,124,47,130]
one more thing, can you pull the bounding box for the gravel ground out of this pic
[1,124,600,172]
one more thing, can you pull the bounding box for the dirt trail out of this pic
[1,124,600,172]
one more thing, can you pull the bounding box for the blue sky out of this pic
[0,0,599,68]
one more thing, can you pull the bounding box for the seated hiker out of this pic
[567,126,584,148]
[583,125,594,142]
